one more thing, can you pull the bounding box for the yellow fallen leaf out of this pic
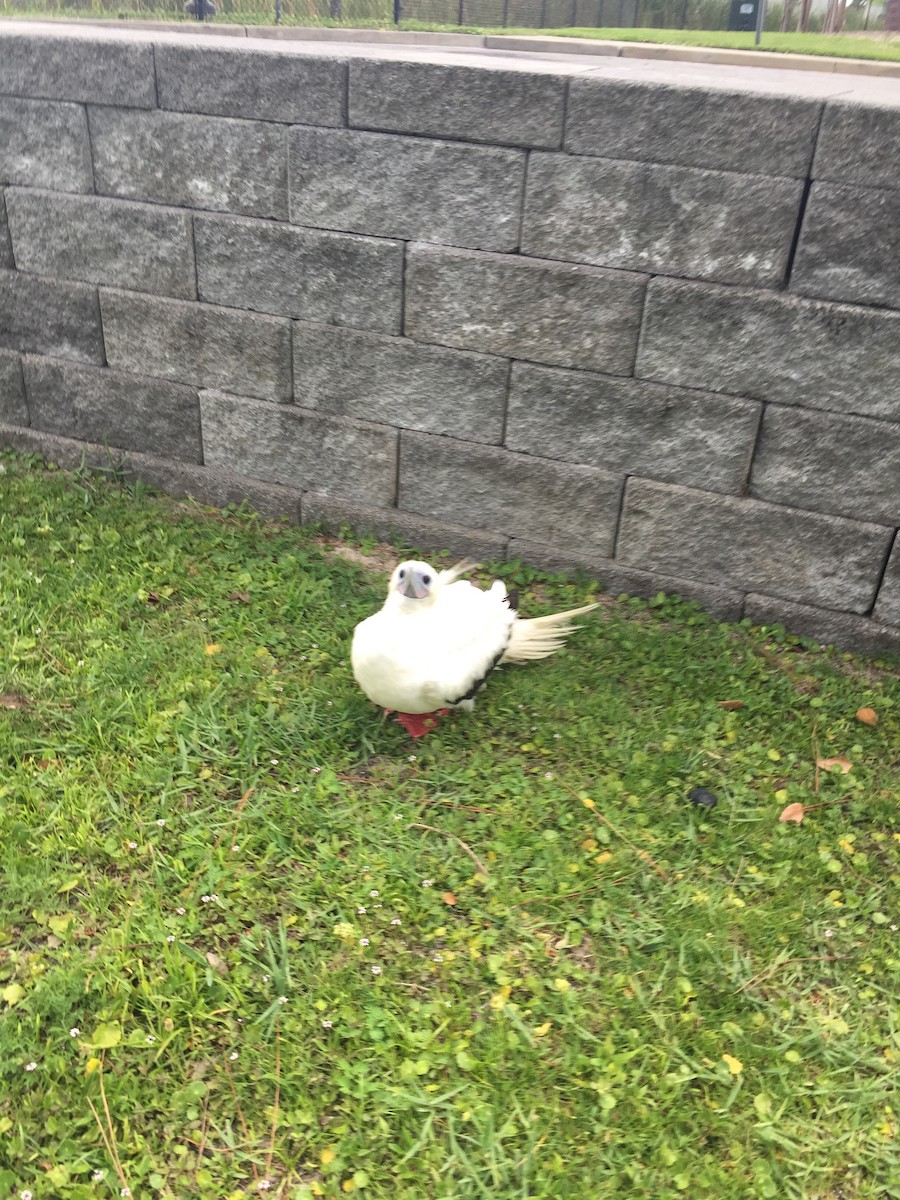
[553,978,571,993]
[442,892,458,906]
[595,851,613,865]
[320,1147,336,1167]
[722,1053,744,1076]
[342,1179,355,1193]
[779,803,806,824]
[580,795,596,810]
[205,643,221,656]
[533,1021,552,1037]
[85,1057,101,1075]
[817,757,853,774]
[2,983,25,1006]
[489,986,511,1011]
[717,700,745,710]
[856,707,878,726]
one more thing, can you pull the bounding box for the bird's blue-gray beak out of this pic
[400,568,430,600]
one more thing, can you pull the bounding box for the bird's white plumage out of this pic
[351,560,597,718]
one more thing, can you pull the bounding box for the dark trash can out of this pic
[728,0,760,30]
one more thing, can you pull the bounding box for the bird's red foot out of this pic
[384,709,450,738]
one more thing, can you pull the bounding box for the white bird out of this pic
[351,560,598,737]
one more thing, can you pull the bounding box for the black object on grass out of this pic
[688,787,718,809]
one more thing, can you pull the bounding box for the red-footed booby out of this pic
[351,560,597,737]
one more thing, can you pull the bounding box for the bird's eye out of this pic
[398,569,406,579]
[422,574,431,586]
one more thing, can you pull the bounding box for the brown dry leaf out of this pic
[0,694,30,710]
[205,951,228,976]
[441,892,458,906]
[145,591,160,605]
[717,700,745,711]
[779,802,806,824]
[816,757,853,774]
[227,591,251,603]
[856,707,878,726]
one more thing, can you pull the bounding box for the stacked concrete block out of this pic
[0,24,897,654]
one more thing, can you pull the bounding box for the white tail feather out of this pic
[501,603,599,663]
[438,559,481,587]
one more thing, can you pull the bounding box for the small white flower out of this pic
[156,818,166,827]
[326,700,333,707]
[311,767,321,774]
[371,964,382,975]
[544,772,553,780]
[166,935,175,943]
[357,906,367,914]
[232,845,240,852]
[322,1019,333,1029]
[70,1027,80,1037]
[24,1062,36,1071]
[262,974,270,983]
[176,907,186,916]
[531,726,537,731]
[360,938,369,947]
[20,1189,32,1199]
[422,879,434,888]
[201,895,210,903]
[390,918,401,926]
[434,954,444,963]
[229,1051,238,1060]
[278,996,288,1005]
[408,754,417,762]
[370,890,379,898]
[553,733,561,739]
[128,841,137,850]
[291,786,300,793]
[146,1036,155,1044]
[825,929,834,938]
[891,924,898,933]
[92,1171,105,1182]
[311,644,319,649]
[374,904,383,909]
[121,1190,131,1198]
[393,813,403,821]
[259,1181,272,1192]
[270,759,279,765]
[210,894,219,903]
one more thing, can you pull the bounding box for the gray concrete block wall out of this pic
[0,25,898,656]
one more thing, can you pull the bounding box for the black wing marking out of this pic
[446,624,513,705]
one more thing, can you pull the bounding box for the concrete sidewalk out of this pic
[3,17,900,104]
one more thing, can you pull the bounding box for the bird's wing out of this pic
[428,580,515,705]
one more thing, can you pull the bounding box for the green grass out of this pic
[527,26,900,60]
[1,450,898,1200]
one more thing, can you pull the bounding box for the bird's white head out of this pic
[388,560,438,607]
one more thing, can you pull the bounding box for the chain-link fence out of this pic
[0,0,883,30]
